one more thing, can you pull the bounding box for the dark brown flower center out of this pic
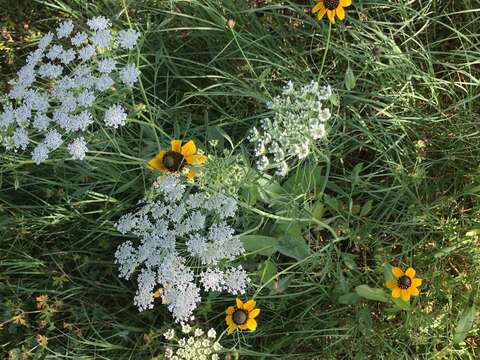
[397,275,412,289]
[324,0,340,10]
[163,151,185,172]
[232,309,248,325]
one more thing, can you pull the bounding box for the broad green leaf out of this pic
[276,221,302,236]
[355,285,389,302]
[338,292,360,305]
[391,297,411,311]
[311,201,325,220]
[258,260,277,289]
[271,276,292,294]
[240,235,278,256]
[453,305,476,344]
[360,200,373,217]
[358,307,373,334]
[345,66,356,91]
[276,235,311,261]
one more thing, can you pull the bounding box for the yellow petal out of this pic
[392,287,401,298]
[181,140,197,156]
[243,300,256,312]
[405,268,416,279]
[246,318,257,331]
[410,287,420,296]
[153,289,161,298]
[236,298,244,309]
[171,139,182,153]
[327,9,335,24]
[249,308,261,319]
[336,6,345,20]
[412,278,422,287]
[227,324,236,334]
[385,280,397,289]
[186,170,196,180]
[317,7,328,21]
[185,154,208,165]
[312,2,325,14]
[226,306,235,315]
[225,315,234,326]
[391,267,404,278]
[147,151,167,171]
[340,0,352,7]
[401,289,411,302]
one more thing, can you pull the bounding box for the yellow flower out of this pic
[386,267,422,302]
[312,0,352,24]
[225,298,260,334]
[152,288,169,304]
[148,139,208,179]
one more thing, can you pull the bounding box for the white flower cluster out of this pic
[249,80,332,176]
[163,326,222,360]
[0,17,141,164]
[114,174,249,323]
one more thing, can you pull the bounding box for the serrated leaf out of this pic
[258,260,277,289]
[355,285,389,302]
[345,67,356,91]
[240,235,278,256]
[276,235,311,261]
[453,305,476,344]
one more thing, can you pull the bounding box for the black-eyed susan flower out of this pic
[148,139,207,179]
[386,267,422,302]
[312,0,352,24]
[225,298,260,334]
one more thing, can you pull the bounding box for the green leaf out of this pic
[271,276,292,294]
[453,305,476,344]
[360,200,373,217]
[355,285,389,302]
[358,307,373,335]
[345,66,356,91]
[240,235,278,256]
[391,297,411,311]
[276,221,302,236]
[258,260,277,289]
[311,201,325,221]
[338,292,360,305]
[276,235,311,261]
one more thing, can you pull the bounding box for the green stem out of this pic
[318,22,332,81]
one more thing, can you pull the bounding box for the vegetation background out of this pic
[0,0,479,359]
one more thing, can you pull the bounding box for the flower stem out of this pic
[318,22,332,81]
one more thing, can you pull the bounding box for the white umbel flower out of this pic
[104,104,127,128]
[67,137,88,160]
[119,63,140,88]
[117,29,140,50]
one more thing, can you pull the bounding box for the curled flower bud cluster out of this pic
[248,80,332,176]
[0,17,141,163]
[163,326,222,360]
[114,174,249,323]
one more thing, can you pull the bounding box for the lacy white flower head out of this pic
[0,18,141,164]
[248,80,333,176]
[114,174,249,323]
[163,326,222,360]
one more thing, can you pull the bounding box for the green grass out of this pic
[1,0,480,359]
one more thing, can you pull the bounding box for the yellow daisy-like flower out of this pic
[225,298,261,334]
[312,0,352,24]
[148,139,208,179]
[386,267,422,302]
